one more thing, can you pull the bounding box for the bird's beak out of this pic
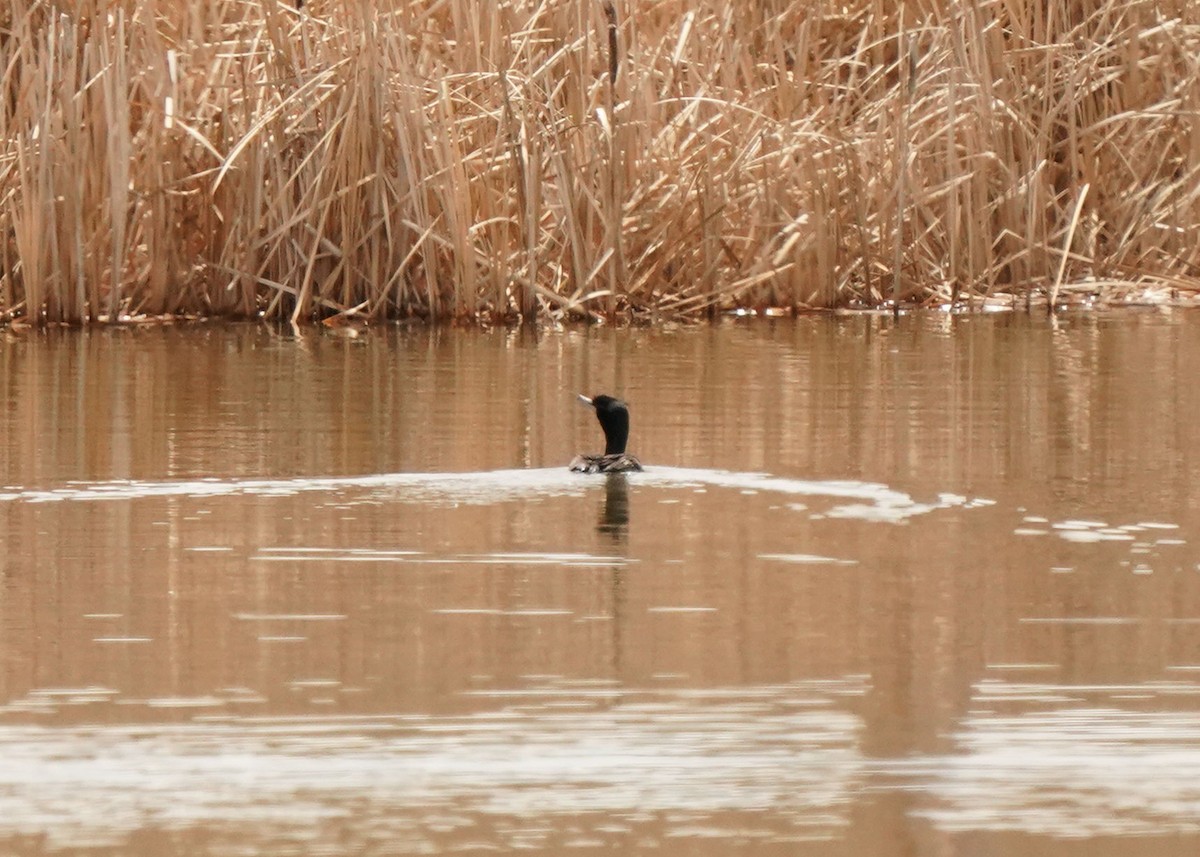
[577,394,593,407]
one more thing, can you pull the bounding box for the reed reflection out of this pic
[6,317,1200,857]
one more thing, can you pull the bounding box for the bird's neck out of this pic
[603,425,628,455]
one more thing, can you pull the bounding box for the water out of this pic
[2,311,1199,855]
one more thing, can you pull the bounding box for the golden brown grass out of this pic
[3,0,1200,324]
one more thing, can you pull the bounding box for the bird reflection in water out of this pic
[596,472,630,543]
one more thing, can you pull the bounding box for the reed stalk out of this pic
[2,0,1199,325]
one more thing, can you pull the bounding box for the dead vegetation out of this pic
[2,0,1200,324]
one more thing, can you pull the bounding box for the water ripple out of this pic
[883,679,1200,837]
[0,680,866,851]
[0,467,991,522]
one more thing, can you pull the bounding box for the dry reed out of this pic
[2,0,1200,324]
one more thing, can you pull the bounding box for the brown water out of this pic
[2,312,1200,855]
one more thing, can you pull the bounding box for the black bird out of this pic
[570,394,643,473]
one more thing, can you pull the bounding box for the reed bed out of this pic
[2,0,1200,324]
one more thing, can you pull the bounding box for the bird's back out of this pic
[569,453,643,474]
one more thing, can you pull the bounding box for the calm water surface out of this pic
[2,312,1200,855]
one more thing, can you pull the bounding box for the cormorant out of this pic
[570,394,643,473]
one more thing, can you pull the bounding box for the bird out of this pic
[570,394,643,473]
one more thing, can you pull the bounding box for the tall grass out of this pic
[2,0,1199,324]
